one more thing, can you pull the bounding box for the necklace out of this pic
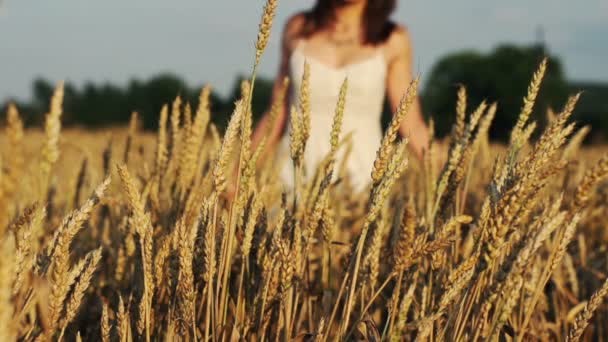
[329,33,358,46]
[329,21,360,46]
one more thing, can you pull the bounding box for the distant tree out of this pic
[65,81,125,126]
[32,78,55,109]
[30,78,56,124]
[225,74,273,123]
[422,44,569,140]
[568,81,608,142]
[136,73,190,129]
[4,50,606,145]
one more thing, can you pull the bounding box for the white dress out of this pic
[278,40,387,192]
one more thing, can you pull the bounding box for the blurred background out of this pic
[1,0,607,141]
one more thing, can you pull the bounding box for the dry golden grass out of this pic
[2,1,608,341]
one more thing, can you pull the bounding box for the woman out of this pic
[251,0,430,192]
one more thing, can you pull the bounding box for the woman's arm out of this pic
[228,17,303,200]
[385,26,430,161]
[250,14,305,156]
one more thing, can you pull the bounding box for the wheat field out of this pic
[2,1,608,341]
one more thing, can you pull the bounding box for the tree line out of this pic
[3,43,607,142]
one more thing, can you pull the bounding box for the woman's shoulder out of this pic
[383,23,412,60]
[385,23,411,50]
[282,12,308,51]
[285,12,307,33]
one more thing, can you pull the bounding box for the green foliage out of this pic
[1,43,607,143]
[1,73,275,134]
[222,74,274,129]
[568,81,608,141]
[422,44,570,140]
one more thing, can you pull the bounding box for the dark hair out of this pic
[302,0,397,45]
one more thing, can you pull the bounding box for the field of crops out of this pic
[2,1,608,341]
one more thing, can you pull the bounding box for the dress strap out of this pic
[374,45,388,68]
[293,39,306,54]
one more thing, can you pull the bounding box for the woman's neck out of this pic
[332,2,365,30]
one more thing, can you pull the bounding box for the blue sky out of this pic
[1,0,607,102]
